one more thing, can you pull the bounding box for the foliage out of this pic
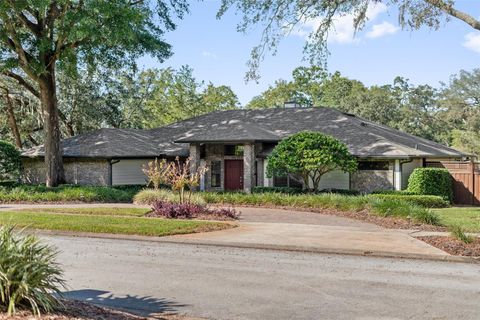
[142,158,171,190]
[252,186,359,196]
[202,192,441,225]
[141,157,207,204]
[407,168,453,202]
[0,141,21,181]
[369,194,450,208]
[133,188,206,206]
[266,131,357,191]
[149,201,238,220]
[0,184,139,203]
[217,0,480,80]
[143,66,240,128]
[0,0,189,186]
[252,186,304,194]
[0,226,65,315]
[449,225,474,244]
[0,212,229,237]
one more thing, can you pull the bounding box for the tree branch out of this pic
[2,71,40,98]
[425,0,480,31]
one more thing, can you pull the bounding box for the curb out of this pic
[33,229,480,264]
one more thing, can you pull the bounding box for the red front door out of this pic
[224,160,244,191]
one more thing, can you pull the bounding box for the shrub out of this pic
[368,198,441,225]
[0,226,65,315]
[319,188,360,196]
[0,141,21,181]
[252,186,303,194]
[266,131,357,191]
[407,168,453,202]
[370,190,417,195]
[148,201,238,220]
[134,189,206,206]
[449,225,474,244]
[0,184,138,203]
[368,194,450,208]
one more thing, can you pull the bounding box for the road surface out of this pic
[45,235,480,320]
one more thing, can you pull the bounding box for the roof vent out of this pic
[360,122,367,127]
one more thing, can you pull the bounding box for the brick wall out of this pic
[22,158,111,186]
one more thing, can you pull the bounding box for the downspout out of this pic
[109,159,120,186]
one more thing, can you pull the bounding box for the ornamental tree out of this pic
[0,140,21,181]
[266,131,357,191]
[0,1,187,187]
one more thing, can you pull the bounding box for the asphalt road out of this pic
[44,235,480,320]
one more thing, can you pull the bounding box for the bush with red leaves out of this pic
[148,201,239,220]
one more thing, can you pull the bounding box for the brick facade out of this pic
[22,158,111,186]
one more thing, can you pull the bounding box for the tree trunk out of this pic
[3,89,22,148]
[39,66,64,187]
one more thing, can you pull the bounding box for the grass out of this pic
[0,210,230,237]
[23,207,150,217]
[0,184,141,203]
[203,192,442,225]
[449,225,474,244]
[433,207,480,232]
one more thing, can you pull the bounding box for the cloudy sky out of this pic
[139,1,480,106]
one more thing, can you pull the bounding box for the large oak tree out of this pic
[0,0,187,186]
[218,0,480,81]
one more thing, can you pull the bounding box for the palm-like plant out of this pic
[0,226,65,315]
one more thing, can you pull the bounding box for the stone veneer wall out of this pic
[350,162,394,193]
[22,158,111,186]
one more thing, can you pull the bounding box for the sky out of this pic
[138,0,480,106]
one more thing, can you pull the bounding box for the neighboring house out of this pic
[22,107,468,193]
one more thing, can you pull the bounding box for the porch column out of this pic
[243,143,256,193]
[394,159,402,191]
[189,143,201,191]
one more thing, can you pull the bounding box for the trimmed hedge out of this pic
[368,194,450,208]
[407,168,453,202]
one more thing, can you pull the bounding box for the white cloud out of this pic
[366,21,399,38]
[202,51,218,59]
[463,32,480,54]
[289,3,397,44]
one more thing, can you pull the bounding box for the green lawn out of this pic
[433,207,480,232]
[0,210,231,236]
[24,207,150,217]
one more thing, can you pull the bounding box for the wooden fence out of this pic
[426,161,480,205]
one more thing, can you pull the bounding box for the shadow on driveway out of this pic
[62,289,188,317]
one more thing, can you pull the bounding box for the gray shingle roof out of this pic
[22,107,467,159]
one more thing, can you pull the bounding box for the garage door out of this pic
[112,159,150,185]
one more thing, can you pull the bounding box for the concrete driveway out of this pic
[1,203,451,259]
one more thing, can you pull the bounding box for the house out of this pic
[22,107,468,193]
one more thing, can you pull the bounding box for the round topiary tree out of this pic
[0,140,21,181]
[266,131,357,191]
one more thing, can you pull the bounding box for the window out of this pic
[273,174,303,188]
[358,161,389,171]
[210,161,221,188]
[225,145,244,156]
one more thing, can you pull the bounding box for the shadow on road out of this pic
[62,289,188,317]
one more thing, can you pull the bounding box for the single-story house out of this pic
[22,107,469,193]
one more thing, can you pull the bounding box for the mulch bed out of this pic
[0,299,197,320]
[226,204,448,232]
[417,236,480,257]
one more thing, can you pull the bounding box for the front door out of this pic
[224,160,244,191]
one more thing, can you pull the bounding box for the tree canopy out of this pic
[266,131,357,191]
[217,0,480,80]
[0,0,188,186]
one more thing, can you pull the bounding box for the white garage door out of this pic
[112,159,150,185]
